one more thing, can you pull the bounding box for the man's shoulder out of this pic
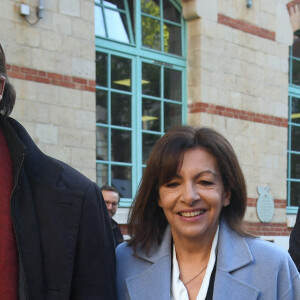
[111,218,119,227]
[9,117,95,193]
[50,156,92,188]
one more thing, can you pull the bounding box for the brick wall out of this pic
[0,0,97,180]
[183,0,294,241]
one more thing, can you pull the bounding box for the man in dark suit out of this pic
[0,43,116,299]
[100,185,124,248]
[289,207,300,272]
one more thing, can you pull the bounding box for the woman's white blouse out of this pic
[171,226,219,300]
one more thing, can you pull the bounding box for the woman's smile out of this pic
[179,209,207,218]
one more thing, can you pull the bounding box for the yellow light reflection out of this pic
[142,116,158,121]
[113,79,150,86]
[292,113,300,119]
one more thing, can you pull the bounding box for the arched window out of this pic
[95,0,187,206]
[288,30,300,211]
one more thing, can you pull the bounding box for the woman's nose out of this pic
[182,183,199,204]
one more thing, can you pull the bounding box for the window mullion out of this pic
[161,65,164,132]
[124,0,134,43]
[160,0,164,53]
[100,4,109,38]
[136,0,142,49]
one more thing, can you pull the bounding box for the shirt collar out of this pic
[171,226,219,300]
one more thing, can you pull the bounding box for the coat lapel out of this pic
[8,118,84,297]
[126,255,171,300]
[126,227,172,300]
[125,221,261,300]
[214,220,260,299]
[213,271,259,300]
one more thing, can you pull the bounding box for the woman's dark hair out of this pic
[128,126,248,253]
[0,43,16,117]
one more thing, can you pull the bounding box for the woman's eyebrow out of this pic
[174,170,218,179]
[193,170,218,179]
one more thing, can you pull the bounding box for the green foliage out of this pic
[141,0,169,52]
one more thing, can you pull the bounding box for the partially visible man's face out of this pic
[102,190,119,218]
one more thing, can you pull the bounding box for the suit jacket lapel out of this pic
[214,220,260,299]
[126,226,172,300]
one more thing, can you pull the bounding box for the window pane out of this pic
[142,63,160,97]
[111,165,132,198]
[164,68,182,101]
[96,126,108,160]
[95,6,106,37]
[164,23,182,56]
[96,163,108,187]
[142,98,160,131]
[290,181,300,206]
[142,16,161,50]
[292,38,300,58]
[111,129,131,162]
[164,102,181,131]
[105,9,130,43]
[96,52,108,87]
[141,0,160,16]
[291,154,300,179]
[142,133,160,164]
[291,97,300,124]
[163,1,180,23]
[292,59,300,86]
[291,126,300,152]
[111,56,131,92]
[96,90,108,124]
[111,92,131,127]
[103,0,125,10]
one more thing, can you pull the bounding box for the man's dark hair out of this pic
[0,43,16,117]
[100,185,120,202]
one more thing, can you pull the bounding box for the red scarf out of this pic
[0,126,18,299]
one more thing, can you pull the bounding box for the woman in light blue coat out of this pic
[116,126,300,300]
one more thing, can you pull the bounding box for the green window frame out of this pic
[287,35,300,213]
[95,0,187,207]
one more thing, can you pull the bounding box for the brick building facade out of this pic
[1,0,299,250]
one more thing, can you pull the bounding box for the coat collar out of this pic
[2,117,83,298]
[217,219,253,272]
[128,221,260,300]
[135,226,172,263]
[126,227,172,300]
[6,117,64,186]
[133,221,253,271]
[213,219,260,299]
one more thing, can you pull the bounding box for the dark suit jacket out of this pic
[289,207,300,272]
[111,218,124,248]
[1,116,116,299]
